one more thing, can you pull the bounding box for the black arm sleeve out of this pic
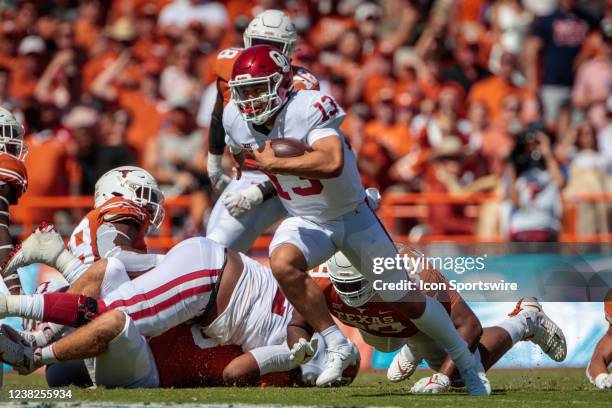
[257,180,278,202]
[209,81,227,155]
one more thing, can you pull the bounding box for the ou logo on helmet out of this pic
[269,50,290,73]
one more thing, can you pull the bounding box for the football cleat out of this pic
[315,341,360,387]
[459,364,491,396]
[387,344,422,382]
[509,297,567,362]
[0,331,37,375]
[1,223,66,277]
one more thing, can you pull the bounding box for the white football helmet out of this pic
[326,252,374,308]
[0,107,27,161]
[94,166,165,230]
[244,9,298,59]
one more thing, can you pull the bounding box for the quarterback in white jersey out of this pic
[206,9,320,252]
[224,89,365,223]
[224,45,490,394]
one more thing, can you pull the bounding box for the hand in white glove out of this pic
[221,185,263,218]
[410,373,450,394]
[289,337,319,367]
[594,373,612,389]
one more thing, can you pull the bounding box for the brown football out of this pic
[268,139,312,157]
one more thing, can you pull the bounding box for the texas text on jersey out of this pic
[69,196,151,264]
[313,268,461,338]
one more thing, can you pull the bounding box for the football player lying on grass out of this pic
[586,290,612,390]
[303,250,567,394]
[0,228,358,388]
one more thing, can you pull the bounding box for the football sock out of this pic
[5,294,45,321]
[321,324,346,348]
[251,344,294,375]
[412,296,474,370]
[496,314,528,345]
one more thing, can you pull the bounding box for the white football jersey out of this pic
[224,90,365,222]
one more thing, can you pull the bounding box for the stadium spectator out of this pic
[525,0,591,129]
[560,122,610,235]
[505,129,565,242]
[468,51,532,122]
[422,137,474,236]
[0,0,609,242]
[143,97,209,235]
[91,50,168,159]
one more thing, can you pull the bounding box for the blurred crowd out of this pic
[0,0,611,241]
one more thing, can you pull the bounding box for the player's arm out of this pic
[0,183,19,294]
[286,308,318,367]
[96,220,163,278]
[586,325,612,389]
[253,136,344,179]
[287,308,314,347]
[207,81,232,192]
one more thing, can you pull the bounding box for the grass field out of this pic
[0,369,610,407]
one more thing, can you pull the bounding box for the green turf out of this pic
[0,369,609,407]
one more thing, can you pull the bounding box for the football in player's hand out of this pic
[266,139,312,157]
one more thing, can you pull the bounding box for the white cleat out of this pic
[387,344,422,382]
[510,297,567,362]
[1,222,66,278]
[0,332,37,375]
[459,365,491,396]
[315,341,360,387]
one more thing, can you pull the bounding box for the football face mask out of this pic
[230,73,285,125]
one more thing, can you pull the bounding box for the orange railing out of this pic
[12,192,612,251]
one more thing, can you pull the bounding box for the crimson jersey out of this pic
[0,153,28,203]
[215,47,320,107]
[68,197,151,264]
[148,324,243,387]
[314,268,461,338]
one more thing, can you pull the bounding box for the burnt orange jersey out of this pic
[68,197,151,264]
[148,323,243,387]
[313,268,460,339]
[605,288,611,324]
[0,153,28,202]
[215,47,320,106]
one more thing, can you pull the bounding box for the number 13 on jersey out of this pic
[268,174,323,200]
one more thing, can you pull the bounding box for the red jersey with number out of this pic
[313,267,460,338]
[148,323,243,387]
[215,47,320,107]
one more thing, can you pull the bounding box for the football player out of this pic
[0,166,168,386]
[0,235,358,388]
[0,107,28,295]
[206,9,320,252]
[586,289,612,389]
[1,166,167,346]
[314,251,567,394]
[223,45,488,393]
